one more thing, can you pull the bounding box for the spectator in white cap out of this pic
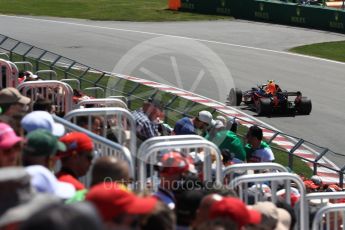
[24,71,39,82]
[21,111,65,137]
[173,110,215,135]
[26,165,76,200]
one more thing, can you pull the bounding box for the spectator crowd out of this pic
[0,86,343,230]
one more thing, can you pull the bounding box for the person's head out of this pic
[0,122,24,167]
[194,111,214,130]
[175,189,205,227]
[24,71,39,82]
[25,165,76,200]
[276,201,296,230]
[193,194,223,228]
[85,182,158,228]
[91,116,104,136]
[20,202,104,230]
[157,151,196,190]
[91,156,130,186]
[143,98,165,122]
[22,129,66,169]
[0,87,31,116]
[76,116,104,136]
[207,120,225,139]
[248,201,291,230]
[21,111,65,137]
[246,125,263,147]
[141,201,176,230]
[57,132,94,177]
[33,96,54,114]
[208,197,262,230]
[0,167,32,216]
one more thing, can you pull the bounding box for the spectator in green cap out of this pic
[22,129,66,169]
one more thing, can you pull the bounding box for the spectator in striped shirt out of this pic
[132,98,164,142]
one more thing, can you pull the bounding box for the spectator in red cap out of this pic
[0,122,24,167]
[208,197,261,229]
[154,151,196,210]
[56,132,94,190]
[193,194,223,229]
[86,182,158,229]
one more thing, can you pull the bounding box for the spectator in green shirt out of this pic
[205,120,246,162]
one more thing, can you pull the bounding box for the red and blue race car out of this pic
[226,81,312,116]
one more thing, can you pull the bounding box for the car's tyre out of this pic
[296,97,312,115]
[228,88,242,106]
[257,98,272,116]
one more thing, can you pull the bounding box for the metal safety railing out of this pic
[77,98,128,109]
[35,70,58,80]
[137,139,222,191]
[1,33,344,185]
[229,172,307,230]
[223,162,289,181]
[0,58,18,88]
[312,203,345,230]
[53,115,134,186]
[305,192,345,229]
[17,80,74,115]
[64,107,136,156]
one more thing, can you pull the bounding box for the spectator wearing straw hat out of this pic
[56,132,94,190]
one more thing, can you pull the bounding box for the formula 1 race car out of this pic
[226,83,312,116]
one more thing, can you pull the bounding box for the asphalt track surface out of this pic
[1,15,345,166]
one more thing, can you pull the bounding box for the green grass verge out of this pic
[289,41,345,63]
[8,52,312,177]
[0,0,231,21]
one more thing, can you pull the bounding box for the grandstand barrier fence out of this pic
[305,191,345,228]
[229,172,307,229]
[36,69,58,80]
[0,58,18,88]
[137,135,205,185]
[137,139,223,191]
[17,80,74,115]
[53,115,134,185]
[312,203,345,230]
[64,107,136,156]
[77,98,128,109]
[1,33,345,185]
[14,61,33,72]
[223,162,289,181]
[61,78,80,90]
